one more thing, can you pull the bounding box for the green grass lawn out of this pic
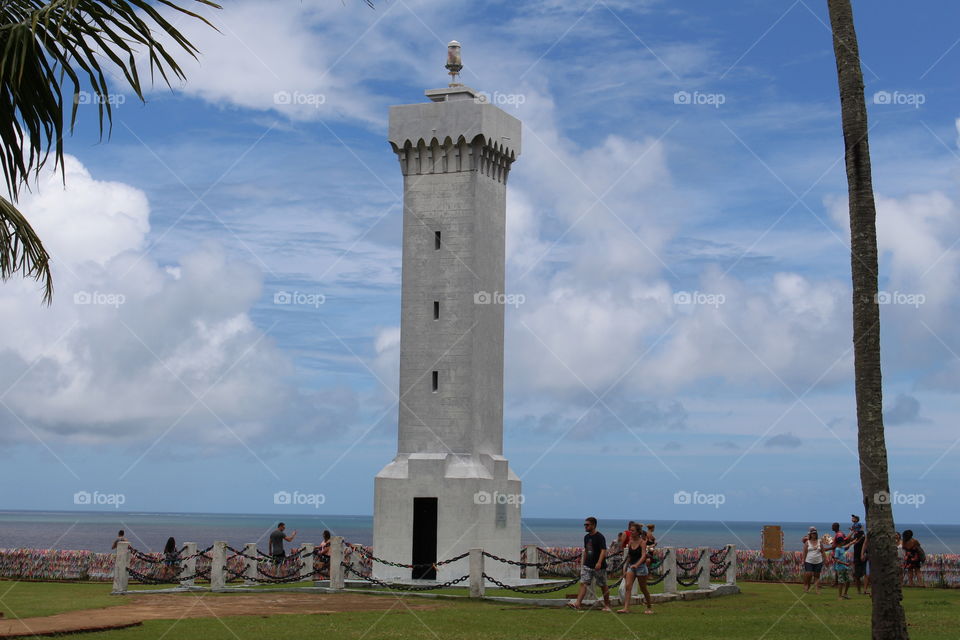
[0,581,122,618]
[1,580,957,639]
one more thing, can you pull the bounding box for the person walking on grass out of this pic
[826,522,846,587]
[901,530,925,587]
[617,523,653,615]
[568,517,611,612]
[833,538,853,600]
[801,526,824,594]
[269,522,297,564]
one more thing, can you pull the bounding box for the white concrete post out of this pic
[524,544,538,581]
[210,541,227,591]
[329,536,345,590]
[349,546,364,580]
[725,544,737,584]
[111,541,130,594]
[469,548,485,598]
[300,543,314,581]
[697,546,710,589]
[663,547,677,593]
[243,543,258,586]
[179,542,197,587]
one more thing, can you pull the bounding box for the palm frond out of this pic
[0,193,51,304]
[0,0,220,302]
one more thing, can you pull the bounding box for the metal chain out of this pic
[710,547,730,565]
[342,563,469,591]
[129,548,167,563]
[482,551,564,569]
[347,544,419,569]
[676,549,705,571]
[676,566,704,587]
[710,562,731,578]
[127,567,209,585]
[225,565,316,584]
[436,552,470,566]
[482,573,580,594]
[256,560,303,579]
[348,544,467,569]
[225,545,258,560]
[647,569,669,586]
[191,545,215,561]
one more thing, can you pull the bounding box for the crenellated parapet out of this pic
[388,84,521,184]
[391,134,515,183]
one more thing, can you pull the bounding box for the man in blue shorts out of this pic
[569,517,611,611]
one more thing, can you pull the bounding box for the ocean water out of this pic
[1,511,957,555]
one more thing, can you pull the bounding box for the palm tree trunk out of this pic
[826,1,908,637]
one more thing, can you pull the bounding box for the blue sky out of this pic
[1,0,958,527]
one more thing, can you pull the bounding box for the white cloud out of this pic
[0,156,325,447]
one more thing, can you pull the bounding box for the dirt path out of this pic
[0,592,441,638]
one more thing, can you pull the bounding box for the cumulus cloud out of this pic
[0,156,343,449]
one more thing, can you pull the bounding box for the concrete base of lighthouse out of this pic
[372,453,521,583]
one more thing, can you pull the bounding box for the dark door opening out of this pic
[411,497,438,580]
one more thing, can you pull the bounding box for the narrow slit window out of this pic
[434,231,441,250]
[433,301,440,320]
[432,371,439,392]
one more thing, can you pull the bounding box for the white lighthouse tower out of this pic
[372,42,522,582]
